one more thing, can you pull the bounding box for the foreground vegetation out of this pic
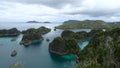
[76,28,120,68]
[49,27,120,68]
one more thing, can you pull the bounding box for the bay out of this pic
[0,22,90,68]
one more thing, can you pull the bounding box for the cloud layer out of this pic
[0,0,120,22]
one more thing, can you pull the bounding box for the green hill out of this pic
[56,20,120,29]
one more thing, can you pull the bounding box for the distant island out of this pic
[56,20,120,29]
[26,21,51,23]
[27,21,40,23]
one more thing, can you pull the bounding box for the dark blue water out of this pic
[0,23,90,68]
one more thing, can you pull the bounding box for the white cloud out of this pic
[0,0,120,22]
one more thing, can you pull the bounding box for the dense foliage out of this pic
[49,37,80,55]
[20,33,43,46]
[22,26,51,34]
[61,30,87,41]
[76,28,120,68]
[0,28,20,37]
[20,26,50,46]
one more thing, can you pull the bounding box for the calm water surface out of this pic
[0,22,90,68]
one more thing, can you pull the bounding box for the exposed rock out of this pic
[46,38,50,42]
[11,50,17,57]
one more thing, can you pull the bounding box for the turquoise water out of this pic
[78,38,90,50]
[0,23,90,68]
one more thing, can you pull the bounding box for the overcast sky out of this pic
[0,0,120,22]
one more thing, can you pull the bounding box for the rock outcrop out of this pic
[11,50,17,57]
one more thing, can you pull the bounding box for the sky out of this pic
[0,0,120,22]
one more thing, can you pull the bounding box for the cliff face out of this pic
[20,33,43,46]
[49,37,80,55]
[49,30,88,55]
[49,29,103,55]
[76,28,120,68]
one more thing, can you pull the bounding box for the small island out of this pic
[22,26,51,35]
[20,33,43,46]
[20,26,51,46]
[26,21,40,23]
[49,37,80,55]
[11,50,17,57]
[0,28,20,37]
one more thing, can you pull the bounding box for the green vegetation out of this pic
[76,28,120,68]
[49,37,80,55]
[61,30,87,41]
[20,32,43,46]
[49,28,120,68]
[49,29,102,55]
[56,20,120,29]
[20,26,51,46]
[22,26,51,34]
[0,28,20,37]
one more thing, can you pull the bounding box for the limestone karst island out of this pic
[0,0,120,68]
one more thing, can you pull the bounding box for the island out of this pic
[26,21,40,23]
[26,21,51,23]
[56,20,120,29]
[20,33,43,46]
[22,26,51,34]
[11,50,17,57]
[49,37,80,55]
[49,29,105,55]
[44,21,51,23]
[0,28,21,37]
[20,26,51,46]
